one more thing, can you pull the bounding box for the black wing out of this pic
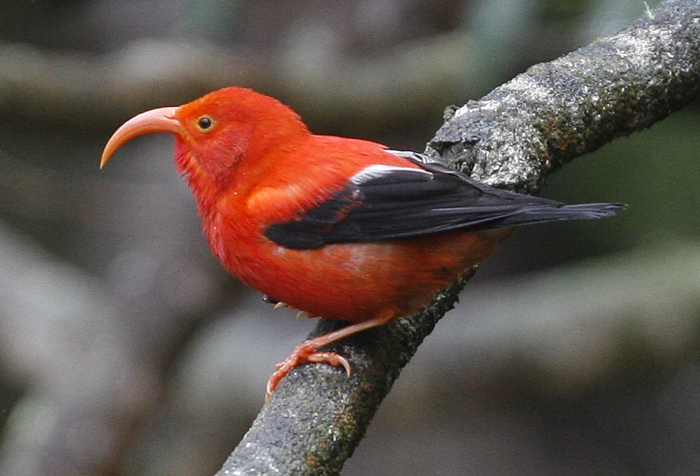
[264,151,625,249]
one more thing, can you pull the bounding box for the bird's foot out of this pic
[265,343,351,400]
[263,311,395,401]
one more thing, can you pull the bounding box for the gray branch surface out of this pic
[219,1,700,475]
[428,0,700,193]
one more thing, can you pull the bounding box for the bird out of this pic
[101,86,624,398]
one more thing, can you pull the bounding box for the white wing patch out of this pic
[350,164,433,186]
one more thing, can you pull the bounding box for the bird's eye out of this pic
[196,116,214,131]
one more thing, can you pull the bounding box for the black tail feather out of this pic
[486,202,627,229]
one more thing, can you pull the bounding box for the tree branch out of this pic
[428,0,700,193]
[218,1,700,475]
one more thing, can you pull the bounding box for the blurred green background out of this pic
[2,1,700,475]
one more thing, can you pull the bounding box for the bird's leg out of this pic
[265,311,396,399]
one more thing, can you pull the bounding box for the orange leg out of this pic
[265,311,396,399]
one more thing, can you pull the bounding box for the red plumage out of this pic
[101,87,623,398]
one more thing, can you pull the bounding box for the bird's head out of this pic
[101,87,309,194]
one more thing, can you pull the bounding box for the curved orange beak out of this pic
[100,106,182,169]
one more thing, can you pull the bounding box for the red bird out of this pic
[101,87,623,398]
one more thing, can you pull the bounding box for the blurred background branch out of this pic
[0,0,699,475]
[0,33,479,131]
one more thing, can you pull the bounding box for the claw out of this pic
[265,349,352,401]
[296,311,314,319]
[274,301,289,310]
[308,352,351,377]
